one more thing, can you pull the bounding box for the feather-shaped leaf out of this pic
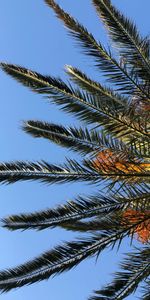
[0,63,108,125]
[0,1,150,298]
[22,121,109,155]
[0,230,129,292]
[0,159,149,188]
[3,192,150,231]
[93,0,150,84]
[23,120,140,160]
[1,63,150,142]
[0,160,100,185]
[2,194,115,231]
[44,0,146,95]
[90,246,150,299]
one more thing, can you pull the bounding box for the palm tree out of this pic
[0,0,150,298]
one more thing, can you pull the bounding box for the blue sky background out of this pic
[0,1,149,299]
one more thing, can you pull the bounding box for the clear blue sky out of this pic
[0,1,149,299]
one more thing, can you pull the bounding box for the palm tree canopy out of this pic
[0,0,150,299]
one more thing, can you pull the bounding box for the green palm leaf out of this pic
[0,214,149,292]
[0,216,145,293]
[0,0,150,298]
[45,0,148,96]
[5,192,150,231]
[23,121,101,155]
[23,120,140,159]
[90,247,150,300]
[0,159,149,187]
[93,0,150,84]
[0,160,100,185]
[0,231,125,292]
[1,64,150,142]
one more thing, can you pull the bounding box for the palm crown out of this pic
[0,0,150,299]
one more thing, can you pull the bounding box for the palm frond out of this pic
[1,63,150,142]
[0,160,100,185]
[1,63,61,94]
[23,121,100,155]
[0,1,150,298]
[93,0,150,84]
[90,246,150,300]
[23,121,117,155]
[3,192,150,231]
[0,158,149,188]
[0,63,106,125]
[23,121,140,160]
[2,194,116,231]
[0,230,129,292]
[44,0,147,96]
[0,63,122,126]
